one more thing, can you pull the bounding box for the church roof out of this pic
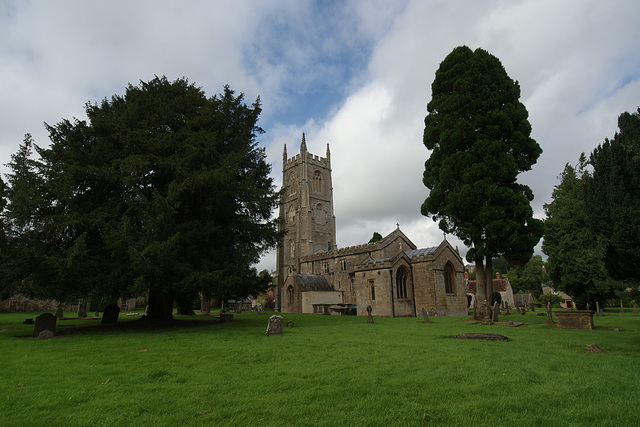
[294,274,334,292]
[405,247,438,257]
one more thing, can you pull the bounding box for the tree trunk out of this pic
[200,290,212,314]
[485,256,493,320]
[146,289,174,321]
[472,254,486,321]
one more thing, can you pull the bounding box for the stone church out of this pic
[274,135,467,317]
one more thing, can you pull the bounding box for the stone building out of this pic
[274,135,467,317]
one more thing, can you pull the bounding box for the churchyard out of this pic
[1,309,638,426]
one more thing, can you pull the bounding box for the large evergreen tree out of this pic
[584,108,640,286]
[421,46,543,319]
[543,162,611,307]
[1,77,281,320]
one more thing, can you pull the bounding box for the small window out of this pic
[287,285,294,305]
[444,262,455,294]
[369,280,376,301]
[340,260,347,271]
[323,263,329,273]
[396,267,408,299]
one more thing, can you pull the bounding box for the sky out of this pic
[1,0,640,272]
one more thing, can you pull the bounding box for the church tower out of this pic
[275,134,337,309]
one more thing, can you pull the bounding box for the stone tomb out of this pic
[554,310,594,330]
[101,303,120,324]
[33,312,57,337]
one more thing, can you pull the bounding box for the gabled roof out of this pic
[294,274,334,292]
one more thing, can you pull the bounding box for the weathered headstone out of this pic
[256,303,263,315]
[595,301,600,316]
[492,301,499,323]
[505,303,510,315]
[366,305,374,324]
[483,299,490,321]
[77,305,87,319]
[38,330,54,340]
[421,307,430,323]
[101,303,120,324]
[546,302,554,324]
[94,311,100,318]
[285,320,294,328]
[33,313,56,337]
[266,315,283,335]
[633,300,638,314]
[55,306,64,320]
[23,318,34,325]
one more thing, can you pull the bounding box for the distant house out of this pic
[542,285,576,309]
[466,272,515,308]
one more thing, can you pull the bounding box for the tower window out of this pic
[369,280,376,301]
[313,170,323,192]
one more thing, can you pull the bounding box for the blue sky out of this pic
[1,0,640,272]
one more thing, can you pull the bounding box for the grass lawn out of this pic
[1,309,638,426]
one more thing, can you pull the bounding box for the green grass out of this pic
[1,309,638,426]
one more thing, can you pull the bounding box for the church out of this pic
[274,135,468,317]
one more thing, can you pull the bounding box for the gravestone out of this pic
[546,302,554,324]
[421,307,430,323]
[595,301,600,316]
[77,305,87,319]
[366,305,374,324]
[492,302,500,323]
[255,303,263,315]
[266,315,283,335]
[633,300,638,314]
[285,321,294,328]
[219,313,234,322]
[33,313,56,337]
[94,311,100,318]
[483,299,490,321]
[55,306,64,319]
[101,303,120,324]
[38,330,54,340]
[23,318,34,324]
[505,303,510,315]
[555,310,593,329]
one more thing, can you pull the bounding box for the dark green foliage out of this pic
[584,108,640,287]
[368,232,383,243]
[538,293,564,308]
[506,255,548,298]
[543,163,611,308]
[1,77,281,320]
[421,46,543,316]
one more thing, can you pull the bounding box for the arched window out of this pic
[313,170,323,192]
[287,285,294,305]
[290,241,295,258]
[369,280,376,301]
[444,262,455,294]
[396,267,408,299]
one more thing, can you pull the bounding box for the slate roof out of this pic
[294,274,334,292]
[405,247,437,257]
